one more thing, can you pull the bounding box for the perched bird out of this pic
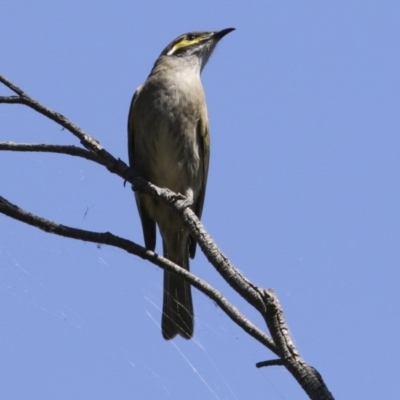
[128,28,235,340]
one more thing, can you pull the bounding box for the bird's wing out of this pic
[128,86,156,251]
[189,115,210,258]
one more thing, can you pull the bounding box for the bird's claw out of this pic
[172,193,193,210]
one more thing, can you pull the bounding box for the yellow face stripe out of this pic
[167,36,202,55]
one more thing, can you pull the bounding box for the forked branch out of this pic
[0,73,334,400]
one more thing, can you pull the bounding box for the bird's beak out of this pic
[213,28,236,41]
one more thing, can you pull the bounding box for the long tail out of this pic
[161,232,193,340]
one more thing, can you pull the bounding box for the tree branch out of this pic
[0,194,276,353]
[0,142,107,165]
[1,73,334,399]
[0,74,267,325]
[260,289,334,399]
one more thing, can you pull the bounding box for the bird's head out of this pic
[158,28,235,71]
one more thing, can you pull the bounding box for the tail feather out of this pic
[161,234,194,340]
[162,271,193,339]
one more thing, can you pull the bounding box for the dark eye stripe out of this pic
[186,34,196,41]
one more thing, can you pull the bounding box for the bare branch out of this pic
[0,194,276,353]
[256,359,284,368]
[0,86,112,165]
[0,74,26,96]
[0,73,267,328]
[1,73,334,399]
[262,289,300,360]
[0,142,107,165]
[260,289,334,400]
[0,95,24,103]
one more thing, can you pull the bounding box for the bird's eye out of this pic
[186,34,196,41]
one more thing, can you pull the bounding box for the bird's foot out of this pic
[171,193,193,210]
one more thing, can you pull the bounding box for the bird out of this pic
[127,28,235,340]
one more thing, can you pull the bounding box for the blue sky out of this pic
[1,1,399,399]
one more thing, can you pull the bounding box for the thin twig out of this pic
[0,74,26,96]
[256,359,284,368]
[0,142,107,165]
